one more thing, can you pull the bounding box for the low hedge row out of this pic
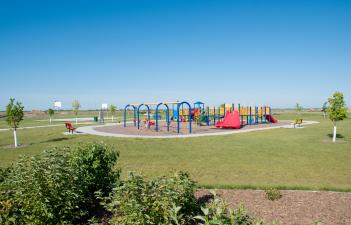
[0,142,267,225]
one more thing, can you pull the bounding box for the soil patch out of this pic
[196,189,351,225]
[94,121,291,137]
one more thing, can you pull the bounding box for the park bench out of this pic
[65,122,76,134]
[293,119,303,128]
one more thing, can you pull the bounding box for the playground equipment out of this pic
[124,101,193,133]
[123,101,278,134]
[208,104,277,127]
[216,110,241,129]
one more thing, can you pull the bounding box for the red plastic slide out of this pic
[216,111,241,129]
[265,115,278,123]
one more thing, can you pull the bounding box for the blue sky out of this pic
[0,0,350,110]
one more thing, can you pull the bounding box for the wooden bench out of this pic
[65,122,76,134]
[293,119,303,128]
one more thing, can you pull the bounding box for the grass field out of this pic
[0,111,350,191]
[0,110,133,129]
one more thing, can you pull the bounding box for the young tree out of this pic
[109,104,117,122]
[295,103,302,118]
[327,91,347,142]
[6,98,24,148]
[72,100,81,124]
[48,108,55,124]
[321,102,328,118]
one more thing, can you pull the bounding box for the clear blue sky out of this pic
[0,0,350,110]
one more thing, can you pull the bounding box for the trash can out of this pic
[93,116,98,122]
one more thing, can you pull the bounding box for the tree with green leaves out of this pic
[72,100,81,124]
[295,103,302,119]
[6,98,24,147]
[321,102,328,118]
[109,104,117,122]
[48,108,55,124]
[327,91,347,142]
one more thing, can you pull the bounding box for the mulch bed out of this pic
[196,189,351,225]
[94,121,290,136]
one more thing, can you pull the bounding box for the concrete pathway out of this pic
[76,121,320,139]
[0,122,96,132]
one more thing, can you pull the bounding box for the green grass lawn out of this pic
[0,110,135,129]
[0,112,350,191]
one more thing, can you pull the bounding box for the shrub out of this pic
[0,167,12,183]
[103,171,199,225]
[194,191,264,225]
[265,188,282,201]
[0,142,119,224]
[69,142,120,201]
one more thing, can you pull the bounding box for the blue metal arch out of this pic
[124,104,137,127]
[137,104,150,129]
[177,101,192,134]
[155,103,170,132]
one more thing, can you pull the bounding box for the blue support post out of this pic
[207,107,210,126]
[249,106,252,125]
[264,106,267,123]
[177,102,192,134]
[124,104,137,128]
[156,103,170,132]
[147,106,150,128]
[137,104,150,129]
[133,106,136,127]
[213,107,216,125]
[123,104,129,128]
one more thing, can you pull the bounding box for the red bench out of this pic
[65,122,76,134]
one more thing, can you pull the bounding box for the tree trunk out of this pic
[333,121,337,143]
[14,128,18,147]
[112,115,114,122]
[50,117,52,124]
[76,117,78,124]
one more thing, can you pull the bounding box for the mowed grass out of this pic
[0,112,350,191]
[0,110,132,129]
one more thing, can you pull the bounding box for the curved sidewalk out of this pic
[76,121,320,139]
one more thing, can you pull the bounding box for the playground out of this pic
[1,108,350,224]
[88,120,291,137]
[97,100,293,138]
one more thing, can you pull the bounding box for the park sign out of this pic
[102,103,108,110]
[54,101,62,109]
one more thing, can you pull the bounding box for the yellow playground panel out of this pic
[209,104,271,116]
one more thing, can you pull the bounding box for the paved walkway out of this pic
[76,121,320,139]
[0,122,96,132]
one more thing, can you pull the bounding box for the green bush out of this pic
[0,167,12,183]
[265,188,282,201]
[194,191,266,225]
[103,171,199,225]
[69,142,120,201]
[0,142,119,224]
